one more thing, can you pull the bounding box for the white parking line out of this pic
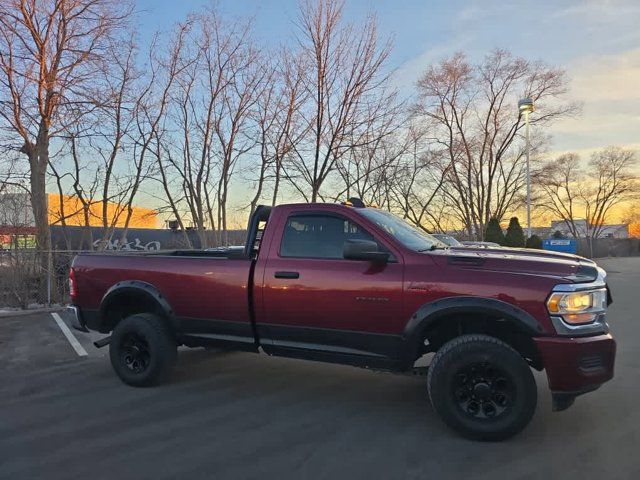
[51,312,88,357]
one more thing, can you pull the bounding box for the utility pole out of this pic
[518,98,535,239]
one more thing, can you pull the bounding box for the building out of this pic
[0,192,158,248]
[47,194,157,229]
[528,226,551,238]
[0,192,36,248]
[550,219,629,239]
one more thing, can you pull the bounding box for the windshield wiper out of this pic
[418,244,447,252]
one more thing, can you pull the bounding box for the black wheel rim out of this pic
[452,361,515,420]
[120,334,150,374]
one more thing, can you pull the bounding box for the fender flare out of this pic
[100,280,176,331]
[400,296,545,365]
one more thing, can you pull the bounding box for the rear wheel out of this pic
[427,334,537,441]
[109,313,177,387]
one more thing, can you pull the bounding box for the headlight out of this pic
[547,288,607,324]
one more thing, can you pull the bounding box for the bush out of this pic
[526,234,543,249]
[504,217,525,247]
[552,230,565,239]
[484,217,505,245]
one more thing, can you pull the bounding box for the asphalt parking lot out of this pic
[1,258,638,480]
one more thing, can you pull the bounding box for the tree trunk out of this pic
[272,161,281,206]
[197,225,208,249]
[250,159,268,218]
[29,159,51,252]
[26,132,55,302]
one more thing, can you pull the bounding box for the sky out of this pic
[128,0,640,228]
[137,0,640,156]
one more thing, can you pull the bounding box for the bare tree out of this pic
[250,48,308,215]
[288,0,397,202]
[537,147,638,256]
[535,153,582,238]
[43,32,151,251]
[211,25,265,245]
[142,25,194,247]
[387,128,450,232]
[0,0,130,260]
[47,160,74,249]
[333,97,403,206]
[163,19,213,248]
[621,204,640,238]
[414,49,577,238]
[0,185,38,307]
[154,10,264,247]
[584,148,638,240]
[55,135,102,249]
[95,35,145,248]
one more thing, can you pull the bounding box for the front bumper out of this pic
[534,333,616,395]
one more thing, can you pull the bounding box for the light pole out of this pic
[518,98,535,239]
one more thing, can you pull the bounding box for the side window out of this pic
[280,214,375,259]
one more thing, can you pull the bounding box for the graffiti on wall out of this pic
[50,225,247,251]
[94,238,161,251]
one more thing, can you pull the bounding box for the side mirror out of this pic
[343,239,389,263]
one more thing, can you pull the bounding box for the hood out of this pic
[429,246,599,283]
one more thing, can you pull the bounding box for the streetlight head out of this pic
[518,98,535,114]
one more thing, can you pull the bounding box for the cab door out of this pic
[257,211,404,360]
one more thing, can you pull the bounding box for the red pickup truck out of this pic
[69,200,616,440]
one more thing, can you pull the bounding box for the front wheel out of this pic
[427,334,537,441]
[109,313,177,387]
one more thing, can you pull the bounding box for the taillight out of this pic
[69,267,77,301]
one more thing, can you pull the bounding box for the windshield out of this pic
[357,208,446,251]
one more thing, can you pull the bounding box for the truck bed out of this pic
[72,251,254,339]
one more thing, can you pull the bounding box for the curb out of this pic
[0,306,66,318]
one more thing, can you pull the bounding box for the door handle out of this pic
[274,271,299,279]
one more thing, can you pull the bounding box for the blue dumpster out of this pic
[542,238,577,254]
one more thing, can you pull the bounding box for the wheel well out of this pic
[101,290,171,333]
[418,313,543,370]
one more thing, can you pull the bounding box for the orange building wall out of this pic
[47,194,157,229]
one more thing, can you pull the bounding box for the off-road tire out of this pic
[427,334,537,441]
[109,313,177,387]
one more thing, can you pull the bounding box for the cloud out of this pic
[390,41,468,92]
[548,0,640,22]
[390,0,640,154]
[389,0,516,92]
[546,143,640,160]
[567,48,640,103]
[549,48,640,152]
